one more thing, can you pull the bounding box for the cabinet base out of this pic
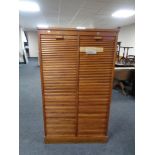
[45,135,108,143]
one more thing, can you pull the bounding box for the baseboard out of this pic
[45,135,108,143]
[19,62,26,64]
[29,57,38,60]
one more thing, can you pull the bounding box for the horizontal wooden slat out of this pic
[79,97,110,102]
[46,130,75,135]
[40,30,78,35]
[79,113,107,118]
[43,71,77,75]
[45,135,108,143]
[46,118,76,124]
[43,74,74,78]
[45,112,76,117]
[44,101,76,106]
[43,83,76,87]
[42,54,77,58]
[79,125,106,131]
[41,35,78,39]
[79,71,112,75]
[46,123,75,128]
[79,31,117,36]
[42,57,77,60]
[44,91,76,94]
[44,92,76,95]
[78,130,106,135]
[43,78,77,82]
[79,91,111,95]
[44,96,76,102]
[43,82,76,86]
[78,117,107,124]
[79,101,109,106]
[80,35,115,40]
[45,106,76,112]
[41,48,77,50]
[79,105,108,113]
[45,105,75,109]
[42,54,77,57]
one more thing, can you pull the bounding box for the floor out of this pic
[19,58,135,155]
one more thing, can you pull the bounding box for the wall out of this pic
[19,26,28,63]
[118,23,135,56]
[19,27,23,62]
[26,31,39,57]
[25,25,135,58]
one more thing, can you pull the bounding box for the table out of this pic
[113,67,135,96]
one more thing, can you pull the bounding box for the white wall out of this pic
[19,26,28,63]
[118,23,135,56]
[19,27,23,62]
[25,26,135,58]
[26,31,39,57]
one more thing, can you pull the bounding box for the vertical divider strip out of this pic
[75,31,80,136]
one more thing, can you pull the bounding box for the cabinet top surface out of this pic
[38,28,119,32]
[38,28,119,36]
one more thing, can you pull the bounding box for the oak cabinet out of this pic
[38,28,118,143]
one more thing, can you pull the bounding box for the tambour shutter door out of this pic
[40,31,78,140]
[78,31,117,138]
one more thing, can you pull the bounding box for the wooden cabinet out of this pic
[38,28,118,143]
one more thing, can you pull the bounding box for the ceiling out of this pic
[19,0,135,30]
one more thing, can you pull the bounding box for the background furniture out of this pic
[113,67,135,96]
[38,28,118,143]
[115,43,135,66]
[116,41,121,63]
[119,46,134,65]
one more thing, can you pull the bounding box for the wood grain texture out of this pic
[38,31,47,136]
[38,28,118,143]
[45,135,108,143]
[40,31,78,137]
[104,32,119,135]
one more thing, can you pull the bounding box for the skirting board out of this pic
[45,135,108,143]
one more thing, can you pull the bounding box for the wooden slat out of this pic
[40,30,78,35]
[46,117,76,124]
[79,101,110,106]
[79,105,108,113]
[79,31,117,36]
[45,112,76,117]
[45,135,108,143]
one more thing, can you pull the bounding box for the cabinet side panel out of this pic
[105,34,118,135]
[38,32,47,136]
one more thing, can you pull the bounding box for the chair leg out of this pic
[119,82,126,96]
